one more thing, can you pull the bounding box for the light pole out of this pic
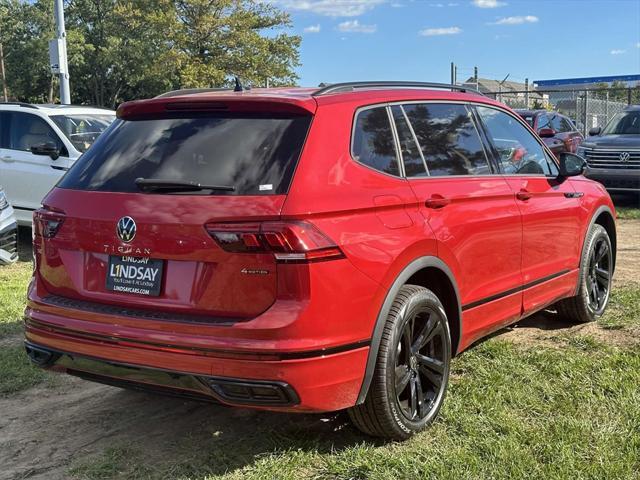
[51,0,70,104]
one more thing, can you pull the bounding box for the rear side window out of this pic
[8,112,66,155]
[390,105,427,177]
[59,114,312,195]
[403,103,491,177]
[352,107,400,176]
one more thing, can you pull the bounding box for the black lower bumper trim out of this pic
[24,341,300,407]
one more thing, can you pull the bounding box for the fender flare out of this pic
[356,256,462,404]
[575,204,617,295]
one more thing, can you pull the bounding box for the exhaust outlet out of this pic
[25,342,60,367]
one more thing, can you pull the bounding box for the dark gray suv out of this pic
[578,105,640,193]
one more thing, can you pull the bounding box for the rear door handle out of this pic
[516,190,532,201]
[425,195,450,209]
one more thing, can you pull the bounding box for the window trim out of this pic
[472,104,561,178]
[350,99,560,180]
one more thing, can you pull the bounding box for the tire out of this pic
[556,224,613,323]
[348,285,451,440]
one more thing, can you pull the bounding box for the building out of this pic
[534,74,640,90]
[462,77,547,108]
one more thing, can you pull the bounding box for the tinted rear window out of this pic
[58,114,312,195]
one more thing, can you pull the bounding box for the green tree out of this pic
[2,0,300,106]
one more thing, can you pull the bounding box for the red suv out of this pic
[515,109,584,157]
[25,82,616,440]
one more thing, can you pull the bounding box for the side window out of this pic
[352,107,400,176]
[403,103,491,176]
[550,115,566,133]
[8,112,64,154]
[390,105,427,177]
[536,113,550,131]
[477,106,555,176]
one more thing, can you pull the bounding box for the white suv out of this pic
[0,103,115,225]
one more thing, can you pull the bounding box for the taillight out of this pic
[205,221,345,263]
[33,209,65,238]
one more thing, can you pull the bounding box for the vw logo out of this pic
[619,152,630,163]
[116,216,137,243]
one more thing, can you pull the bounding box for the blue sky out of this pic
[271,0,640,87]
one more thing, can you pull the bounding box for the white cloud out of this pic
[473,0,506,7]
[419,26,462,36]
[304,24,321,33]
[610,49,626,55]
[337,19,377,33]
[276,0,385,17]
[492,15,539,25]
[636,42,640,48]
[390,2,404,6]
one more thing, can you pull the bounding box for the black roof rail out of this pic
[155,88,233,99]
[0,101,38,109]
[312,81,486,97]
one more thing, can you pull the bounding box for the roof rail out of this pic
[312,81,486,97]
[155,88,232,99]
[0,101,38,109]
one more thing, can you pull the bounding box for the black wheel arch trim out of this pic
[576,205,616,295]
[355,256,461,405]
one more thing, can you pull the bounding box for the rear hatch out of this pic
[35,97,314,320]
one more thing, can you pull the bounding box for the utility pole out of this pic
[498,73,510,103]
[52,0,70,104]
[474,66,478,90]
[450,62,455,85]
[524,78,529,108]
[0,43,7,102]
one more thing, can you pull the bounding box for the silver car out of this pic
[0,187,18,264]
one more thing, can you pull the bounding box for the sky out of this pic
[270,0,640,87]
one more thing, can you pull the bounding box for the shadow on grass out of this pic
[67,387,382,478]
[17,226,32,262]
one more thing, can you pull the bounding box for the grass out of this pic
[616,206,640,220]
[0,344,49,395]
[0,261,32,336]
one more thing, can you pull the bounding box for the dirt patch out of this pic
[497,309,639,350]
[0,376,345,480]
[613,219,640,286]
[0,334,22,349]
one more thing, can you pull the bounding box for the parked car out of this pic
[0,103,115,226]
[515,109,583,157]
[24,82,616,440]
[578,105,640,193]
[0,186,18,265]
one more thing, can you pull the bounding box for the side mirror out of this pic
[588,126,602,136]
[30,142,60,160]
[538,127,556,138]
[558,152,586,178]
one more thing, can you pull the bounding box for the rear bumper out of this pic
[24,255,382,412]
[24,319,370,412]
[584,167,640,192]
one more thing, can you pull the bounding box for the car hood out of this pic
[582,134,640,149]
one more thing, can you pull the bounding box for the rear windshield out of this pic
[58,114,312,195]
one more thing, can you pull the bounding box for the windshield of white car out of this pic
[50,114,115,153]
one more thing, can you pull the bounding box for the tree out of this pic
[2,0,301,106]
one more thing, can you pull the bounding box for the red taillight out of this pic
[205,221,345,263]
[33,209,65,238]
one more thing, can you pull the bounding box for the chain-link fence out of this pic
[484,87,640,136]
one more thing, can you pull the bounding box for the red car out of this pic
[25,82,616,440]
[515,109,584,157]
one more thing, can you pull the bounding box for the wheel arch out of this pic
[356,256,462,405]
[593,207,617,272]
